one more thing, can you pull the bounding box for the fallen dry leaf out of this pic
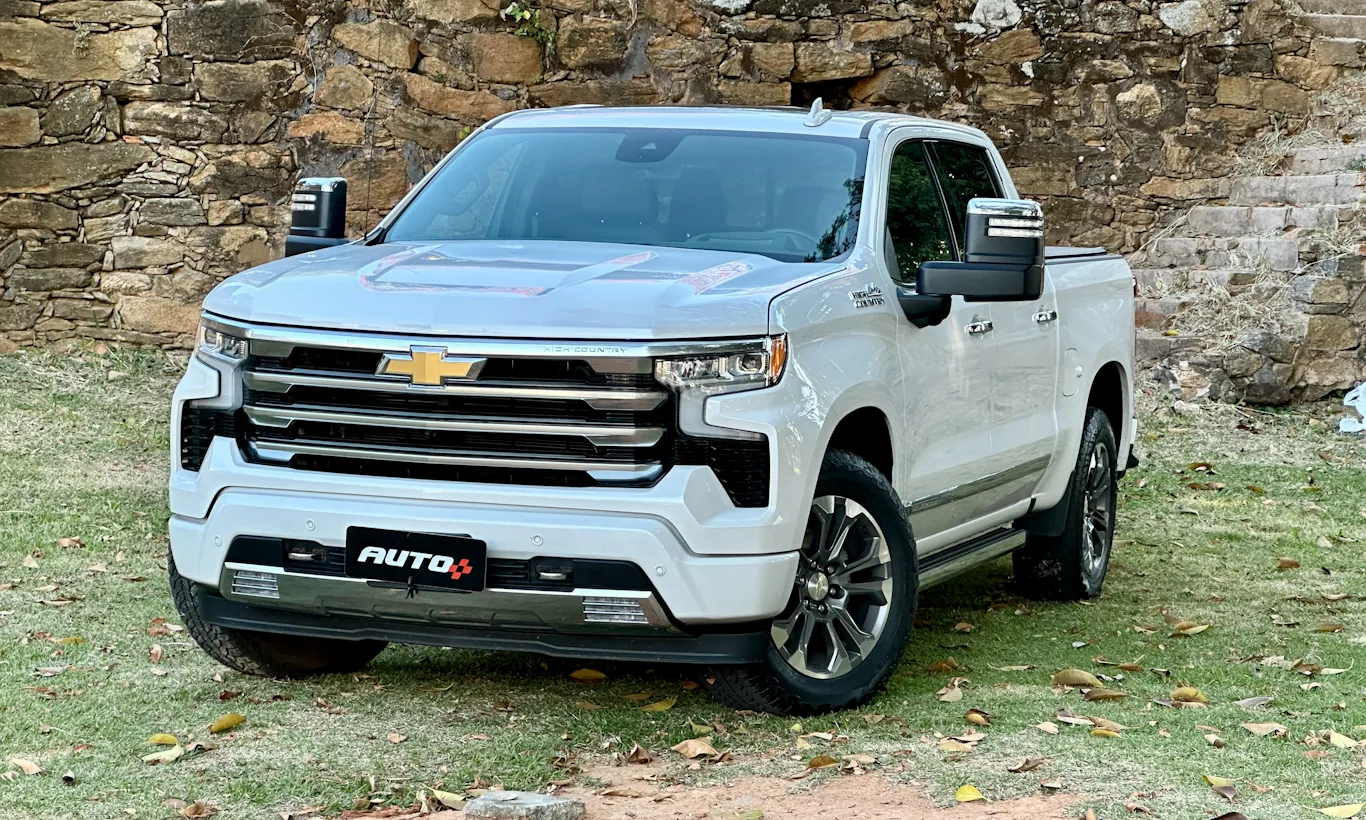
[954,784,984,803]
[149,644,164,664]
[574,701,600,711]
[670,738,718,759]
[964,708,991,726]
[568,668,607,683]
[387,733,406,744]
[1318,806,1365,819]
[640,698,676,713]
[1034,721,1059,735]
[1052,669,1102,688]
[10,758,41,776]
[147,733,178,746]
[208,713,244,734]
[1242,722,1288,737]
[1008,757,1047,773]
[1172,687,1210,704]
[937,739,975,754]
[1277,558,1301,570]
[1091,728,1121,738]
[1235,696,1272,709]
[142,745,185,766]
[1088,716,1124,733]
[1085,688,1128,702]
[1203,775,1236,802]
[807,754,839,770]
[178,800,218,818]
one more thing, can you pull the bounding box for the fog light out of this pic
[582,596,648,625]
[231,569,279,599]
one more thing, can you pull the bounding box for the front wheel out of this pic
[1013,406,1118,600]
[709,450,917,715]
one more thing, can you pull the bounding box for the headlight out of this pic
[196,322,248,363]
[655,335,787,395]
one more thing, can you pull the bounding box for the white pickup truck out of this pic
[169,103,1136,715]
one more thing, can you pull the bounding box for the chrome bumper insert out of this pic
[220,563,673,632]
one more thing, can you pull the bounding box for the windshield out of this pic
[383,127,868,263]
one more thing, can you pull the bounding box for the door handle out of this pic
[965,320,994,335]
[1032,309,1058,324]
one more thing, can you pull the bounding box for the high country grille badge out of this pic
[848,283,885,309]
[377,346,486,386]
[356,546,474,580]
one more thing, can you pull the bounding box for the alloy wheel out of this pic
[771,496,894,680]
[1080,440,1113,578]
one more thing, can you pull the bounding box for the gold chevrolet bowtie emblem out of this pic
[377,346,486,386]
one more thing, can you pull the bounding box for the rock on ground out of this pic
[464,791,584,820]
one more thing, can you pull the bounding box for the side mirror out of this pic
[916,198,1045,302]
[284,177,348,258]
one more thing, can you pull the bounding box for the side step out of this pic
[919,527,1026,589]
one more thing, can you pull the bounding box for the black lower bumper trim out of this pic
[198,592,770,665]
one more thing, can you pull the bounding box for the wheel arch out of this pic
[824,405,894,482]
[1087,360,1128,442]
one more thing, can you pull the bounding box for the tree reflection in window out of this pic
[886,141,952,280]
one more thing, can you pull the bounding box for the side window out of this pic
[929,141,1001,248]
[885,141,953,281]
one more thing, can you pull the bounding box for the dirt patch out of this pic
[562,764,1079,819]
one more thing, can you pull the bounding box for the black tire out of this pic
[168,554,387,678]
[709,450,917,716]
[1014,406,1118,601]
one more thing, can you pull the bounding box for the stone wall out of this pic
[0,0,1353,351]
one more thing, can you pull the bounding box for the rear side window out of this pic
[884,141,953,280]
[929,142,1001,248]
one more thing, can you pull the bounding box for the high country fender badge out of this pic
[377,345,487,386]
[356,546,474,580]
[849,283,885,309]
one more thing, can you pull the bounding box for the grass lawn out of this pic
[1,348,1364,819]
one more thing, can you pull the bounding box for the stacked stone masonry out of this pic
[0,0,1361,399]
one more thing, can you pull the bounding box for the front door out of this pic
[877,136,1000,545]
[928,140,1061,487]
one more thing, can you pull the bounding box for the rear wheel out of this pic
[169,555,387,678]
[709,450,917,715]
[1014,406,1118,600]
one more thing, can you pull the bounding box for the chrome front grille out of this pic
[238,332,676,486]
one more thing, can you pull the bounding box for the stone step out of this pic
[1149,237,1302,271]
[1185,205,1344,237]
[1310,37,1365,68]
[1229,173,1363,206]
[1302,14,1366,41]
[1133,267,1262,295]
[1135,328,1207,368]
[1300,0,1366,14]
[1288,145,1366,174]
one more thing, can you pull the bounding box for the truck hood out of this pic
[204,240,843,339]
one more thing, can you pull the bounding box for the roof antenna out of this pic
[804,97,833,127]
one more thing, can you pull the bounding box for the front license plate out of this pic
[345,527,487,592]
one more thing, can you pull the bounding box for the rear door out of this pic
[927,139,1060,493]
[878,136,1000,544]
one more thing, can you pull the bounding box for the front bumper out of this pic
[170,481,800,628]
[197,591,772,664]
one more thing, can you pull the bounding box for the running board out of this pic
[918,527,1027,589]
